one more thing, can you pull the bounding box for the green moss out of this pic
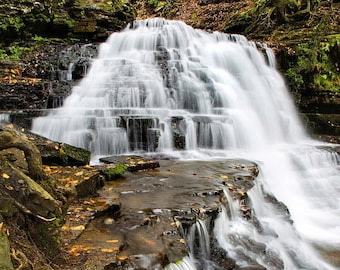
[0,193,18,218]
[101,163,128,180]
[53,13,76,29]
[61,144,91,165]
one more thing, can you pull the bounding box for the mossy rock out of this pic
[60,143,91,166]
[0,191,18,218]
[0,229,14,270]
[100,163,128,181]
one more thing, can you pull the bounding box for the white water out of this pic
[31,18,340,269]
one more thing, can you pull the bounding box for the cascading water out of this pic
[31,18,340,269]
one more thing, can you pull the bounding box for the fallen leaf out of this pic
[70,225,85,231]
[5,184,14,191]
[75,171,83,176]
[144,239,156,246]
[117,255,129,261]
[6,123,13,129]
[179,239,185,244]
[2,173,10,179]
[106,239,119,243]
[101,248,114,253]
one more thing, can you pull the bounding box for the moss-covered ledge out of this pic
[0,223,14,270]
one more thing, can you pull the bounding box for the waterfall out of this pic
[31,18,340,269]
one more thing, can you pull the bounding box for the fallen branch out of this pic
[14,201,57,222]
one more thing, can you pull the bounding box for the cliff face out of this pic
[0,0,339,139]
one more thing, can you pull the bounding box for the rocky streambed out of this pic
[56,158,259,269]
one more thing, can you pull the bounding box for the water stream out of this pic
[31,18,340,269]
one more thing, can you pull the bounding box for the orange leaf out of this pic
[144,239,156,246]
[117,255,129,261]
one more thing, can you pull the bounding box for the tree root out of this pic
[14,200,56,222]
[11,248,33,270]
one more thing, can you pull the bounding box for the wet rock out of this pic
[99,155,160,172]
[119,116,161,151]
[301,113,340,137]
[171,116,186,150]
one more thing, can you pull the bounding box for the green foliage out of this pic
[0,49,8,59]
[0,16,25,33]
[284,34,340,93]
[32,35,46,42]
[148,0,159,8]
[0,45,31,60]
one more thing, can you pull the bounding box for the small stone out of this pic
[103,218,114,225]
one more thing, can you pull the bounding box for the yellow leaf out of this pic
[179,239,185,244]
[101,248,114,253]
[75,171,83,176]
[21,128,25,132]
[2,173,10,179]
[220,175,229,179]
[54,145,59,150]
[106,239,119,243]
[6,123,13,129]
[70,225,85,231]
